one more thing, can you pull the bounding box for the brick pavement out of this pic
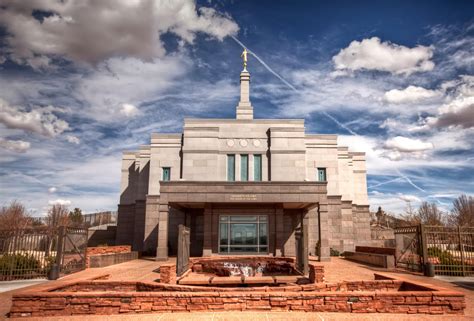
[1,257,472,320]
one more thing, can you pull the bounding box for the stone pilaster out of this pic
[156,202,169,261]
[144,195,160,254]
[318,202,331,261]
[203,205,212,256]
[132,199,146,252]
[275,205,284,256]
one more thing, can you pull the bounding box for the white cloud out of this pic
[48,187,57,193]
[427,95,474,129]
[384,136,433,152]
[412,76,474,129]
[0,0,239,68]
[74,56,187,122]
[384,86,442,104]
[0,98,69,137]
[380,118,427,133]
[429,128,474,151]
[332,37,434,75]
[48,199,71,206]
[0,138,30,153]
[398,194,422,203]
[120,104,139,118]
[65,135,80,144]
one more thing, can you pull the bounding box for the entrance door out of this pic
[219,215,268,253]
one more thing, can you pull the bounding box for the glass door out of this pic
[219,215,268,253]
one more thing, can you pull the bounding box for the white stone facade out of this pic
[117,69,371,258]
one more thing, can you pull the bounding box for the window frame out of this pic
[253,154,262,181]
[162,167,171,181]
[218,215,268,254]
[317,167,327,182]
[240,154,249,181]
[227,154,235,181]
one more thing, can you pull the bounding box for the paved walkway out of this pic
[0,280,48,294]
[1,257,472,320]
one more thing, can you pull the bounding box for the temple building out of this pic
[116,52,371,261]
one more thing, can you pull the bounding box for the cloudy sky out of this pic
[0,0,472,216]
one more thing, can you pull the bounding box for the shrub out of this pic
[0,253,41,278]
[427,247,455,265]
[330,248,340,257]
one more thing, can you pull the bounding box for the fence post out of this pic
[56,226,66,270]
[419,224,428,274]
[458,226,466,277]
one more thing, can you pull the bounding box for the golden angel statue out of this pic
[241,48,249,70]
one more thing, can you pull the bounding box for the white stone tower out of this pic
[236,49,253,119]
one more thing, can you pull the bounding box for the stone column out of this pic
[318,202,331,262]
[203,205,212,256]
[275,205,284,257]
[300,209,309,275]
[307,207,318,256]
[211,208,219,254]
[156,202,169,261]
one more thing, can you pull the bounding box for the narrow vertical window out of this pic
[162,167,171,181]
[241,154,248,181]
[254,154,262,181]
[317,168,326,182]
[227,155,235,181]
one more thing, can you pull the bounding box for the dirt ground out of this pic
[1,257,472,321]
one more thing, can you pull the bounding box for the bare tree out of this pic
[448,194,474,227]
[0,201,32,229]
[45,204,70,228]
[400,202,418,226]
[417,202,445,225]
[400,201,445,226]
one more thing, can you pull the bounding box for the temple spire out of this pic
[236,48,253,120]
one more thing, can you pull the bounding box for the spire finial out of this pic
[241,48,249,71]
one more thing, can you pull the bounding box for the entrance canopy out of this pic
[156,181,330,260]
[159,181,327,209]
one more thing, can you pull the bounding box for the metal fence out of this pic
[394,225,423,272]
[83,211,117,227]
[424,226,474,276]
[394,225,474,276]
[58,226,88,275]
[0,226,87,281]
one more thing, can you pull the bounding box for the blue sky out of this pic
[0,0,472,216]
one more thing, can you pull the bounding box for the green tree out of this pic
[68,208,84,227]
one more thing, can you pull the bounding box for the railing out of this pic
[394,225,474,276]
[424,226,474,276]
[0,226,88,281]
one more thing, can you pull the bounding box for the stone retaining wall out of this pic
[355,246,396,256]
[50,279,405,293]
[344,252,395,269]
[85,245,133,268]
[159,263,176,284]
[10,287,465,317]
